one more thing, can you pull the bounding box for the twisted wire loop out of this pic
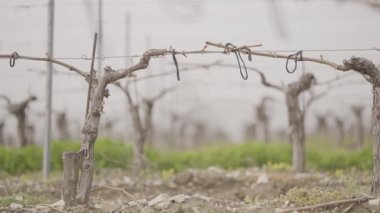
[285,50,303,74]
[225,43,248,80]
[172,49,180,81]
[9,52,19,68]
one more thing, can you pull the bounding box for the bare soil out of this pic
[0,167,378,212]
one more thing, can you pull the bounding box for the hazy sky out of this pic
[0,0,379,142]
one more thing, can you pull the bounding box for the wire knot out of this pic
[9,52,19,68]
[225,43,248,80]
[285,50,303,74]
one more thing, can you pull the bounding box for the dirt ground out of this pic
[0,167,379,212]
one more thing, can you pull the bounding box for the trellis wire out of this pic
[50,47,379,61]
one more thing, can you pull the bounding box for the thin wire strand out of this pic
[53,55,141,60]
[254,48,379,53]
[49,47,379,61]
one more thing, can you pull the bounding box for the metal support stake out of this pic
[43,0,55,181]
[85,33,98,118]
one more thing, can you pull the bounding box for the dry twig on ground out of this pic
[275,196,376,213]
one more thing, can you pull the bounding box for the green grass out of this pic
[146,142,292,171]
[0,193,52,207]
[0,138,373,175]
[0,138,133,175]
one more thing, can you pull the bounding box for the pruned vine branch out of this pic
[104,48,230,83]
[0,54,87,77]
[127,64,213,83]
[205,41,350,71]
[1,42,374,86]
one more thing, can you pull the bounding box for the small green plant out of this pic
[161,168,175,179]
[265,161,292,172]
[281,187,343,206]
[334,169,344,178]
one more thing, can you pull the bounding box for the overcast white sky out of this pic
[0,0,379,143]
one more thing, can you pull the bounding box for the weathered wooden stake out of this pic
[61,152,82,205]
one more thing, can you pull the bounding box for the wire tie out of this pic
[172,49,180,81]
[9,52,19,68]
[285,50,303,74]
[226,43,248,80]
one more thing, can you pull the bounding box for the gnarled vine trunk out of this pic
[60,48,164,206]
[372,87,380,195]
[286,90,306,173]
[144,101,154,146]
[129,104,148,171]
[262,120,269,143]
[352,106,365,148]
[334,117,344,145]
[316,115,328,138]
[26,124,35,145]
[192,121,207,146]
[114,83,173,172]
[57,112,70,140]
[244,122,257,141]
[16,112,27,147]
[285,73,315,173]
[256,97,272,143]
[76,79,108,203]
[0,121,4,145]
[338,57,380,195]
[0,96,37,147]
[61,75,108,204]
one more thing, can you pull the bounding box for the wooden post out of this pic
[61,152,82,205]
[97,0,103,76]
